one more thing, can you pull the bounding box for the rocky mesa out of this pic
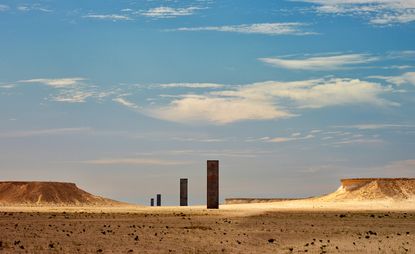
[225,178,415,204]
[0,181,123,206]
[318,178,415,201]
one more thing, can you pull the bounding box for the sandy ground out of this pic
[1,200,415,253]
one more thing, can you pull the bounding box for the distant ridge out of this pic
[225,178,415,204]
[318,178,415,201]
[225,198,306,204]
[0,181,125,206]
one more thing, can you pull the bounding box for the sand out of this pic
[1,178,414,253]
[0,204,414,253]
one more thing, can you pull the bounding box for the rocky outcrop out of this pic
[225,198,304,204]
[0,181,124,206]
[224,178,415,204]
[319,178,415,201]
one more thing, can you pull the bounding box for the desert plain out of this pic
[0,205,414,253]
[1,179,414,253]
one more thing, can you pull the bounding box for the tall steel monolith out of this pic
[180,178,188,206]
[156,194,161,206]
[207,160,219,209]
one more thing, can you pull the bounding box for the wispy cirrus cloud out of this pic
[139,6,203,18]
[83,14,132,21]
[212,78,397,109]
[387,50,415,59]
[158,83,224,89]
[246,126,389,145]
[82,158,192,166]
[16,77,116,103]
[333,123,415,130]
[51,89,95,103]
[145,78,397,124]
[0,84,15,89]
[174,23,316,36]
[298,0,415,25]
[0,127,92,139]
[113,97,139,109]
[0,4,9,11]
[8,76,399,124]
[268,134,315,143]
[19,78,85,88]
[51,87,118,103]
[18,77,97,103]
[17,4,52,13]
[259,53,378,70]
[333,138,384,145]
[370,72,415,86]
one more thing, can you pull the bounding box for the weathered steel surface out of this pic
[180,178,188,206]
[156,194,161,206]
[207,160,219,209]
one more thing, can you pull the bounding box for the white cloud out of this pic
[17,77,101,103]
[19,78,85,88]
[333,123,415,130]
[171,136,228,143]
[13,77,121,104]
[83,158,191,166]
[140,6,202,18]
[333,138,384,145]
[388,50,415,59]
[213,78,398,109]
[175,23,315,36]
[269,134,315,143]
[245,136,272,142]
[0,4,9,11]
[370,72,415,86]
[146,78,396,124]
[113,97,139,109]
[299,0,415,25]
[83,14,132,21]
[52,87,116,104]
[147,148,272,158]
[17,4,52,12]
[381,65,413,70]
[158,83,224,89]
[259,54,378,70]
[370,9,415,24]
[149,94,293,124]
[310,129,322,133]
[0,84,15,89]
[0,127,92,138]
[52,89,94,103]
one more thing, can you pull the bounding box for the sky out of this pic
[0,0,415,205]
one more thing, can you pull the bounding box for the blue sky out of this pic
[1,0,415,205]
